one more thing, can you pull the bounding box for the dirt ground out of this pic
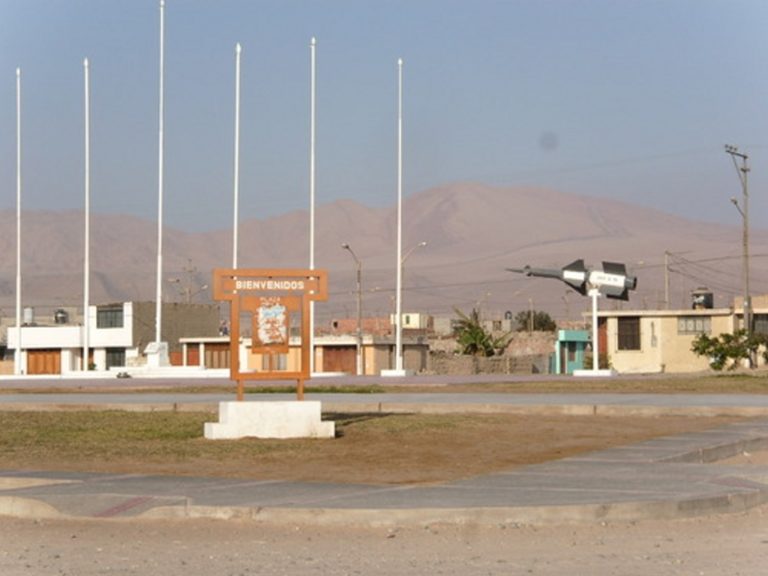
[1,505,767,576]
[0,413,745,484]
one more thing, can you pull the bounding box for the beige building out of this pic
[597,294,766,373]
[181,334,429,376]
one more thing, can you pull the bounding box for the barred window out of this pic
[677,316,711,335]
[617,317,641,351]
[97,306,124,329]
[753,314,768,335]
[105,348,125,368]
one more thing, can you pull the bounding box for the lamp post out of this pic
[725,144,751,363]
[341,243,363,376]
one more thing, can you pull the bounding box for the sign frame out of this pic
[213,268,328,400]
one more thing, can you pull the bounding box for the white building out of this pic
[6,301,219,375]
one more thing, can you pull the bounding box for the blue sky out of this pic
[1,0,766,231]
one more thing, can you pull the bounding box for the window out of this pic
[753,314,768,335]
[105,348,126,369]
[617,317,641,350]
[97,306,124,328]
[677,316,711,335]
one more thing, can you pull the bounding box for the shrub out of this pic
[691,330,767,370]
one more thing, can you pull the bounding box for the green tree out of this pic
[691,330,767,370]
[453,307,511,357]
[514,310,557,332]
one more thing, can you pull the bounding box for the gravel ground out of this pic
[2,505,767,576]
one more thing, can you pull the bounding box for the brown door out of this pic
[598,318,608,366]
[205,343,230,369]
[322,346,356,374]
[28,349,61,375]
[187,344,200,366]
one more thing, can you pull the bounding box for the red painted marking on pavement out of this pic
[94,496,154,518]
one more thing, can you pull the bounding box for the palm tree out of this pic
[453,307,511,357]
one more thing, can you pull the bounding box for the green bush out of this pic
[691,330,767,370]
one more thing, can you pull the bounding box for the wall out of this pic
[427,353,544,375]
[131,302,220,354]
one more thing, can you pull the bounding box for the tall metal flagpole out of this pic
[83,58,91,370]
[232,42,241,269]
[14,68,22,375]
[394,58,404,373]
[308,37,316,374]
[154,0,165,346]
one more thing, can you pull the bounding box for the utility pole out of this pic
[725,145,751,339]
[341,243,363,376]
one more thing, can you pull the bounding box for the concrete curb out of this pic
[0,496,63,519]
[3,401,768,418]
[4,485,764,528]
[134,489,768,527]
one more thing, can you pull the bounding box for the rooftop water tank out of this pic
[691,288,714,310]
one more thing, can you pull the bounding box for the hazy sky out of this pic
[1,0,766,232]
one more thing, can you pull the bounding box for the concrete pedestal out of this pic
[573,368,617,377]
[204,401,335,440]
[144,342,170,368]
[380,369,414,377]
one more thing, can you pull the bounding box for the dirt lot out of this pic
[1,506,767,576]
[0,412,745,483]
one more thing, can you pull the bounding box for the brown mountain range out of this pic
[0,182,763,326]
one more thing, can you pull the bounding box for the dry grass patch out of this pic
[0,411,744,484]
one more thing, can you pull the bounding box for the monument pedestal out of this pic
[204,401,335,440]
[573,368,617,377]
[380,369,414,377]
[144,342,170,368]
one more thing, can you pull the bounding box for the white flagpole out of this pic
[83,58,91,370]
[154,0,165,345]
[394,58,404,372]
[15,68,22,375]
[308,36,316,374]
[232,42,241,269]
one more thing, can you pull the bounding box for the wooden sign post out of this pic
[213,268,328,401]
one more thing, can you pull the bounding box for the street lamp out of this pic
[725,144,751,363]
[394,240,427,373]
[341,243,363,376]
[402,240,428,264]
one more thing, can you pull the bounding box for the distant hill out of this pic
[0,182,763,327]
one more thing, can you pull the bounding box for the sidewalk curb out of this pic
[2,485,767,528]
[2,401,768,418]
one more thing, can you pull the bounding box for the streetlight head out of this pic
[731,197,738,205]
[418,241,428,247]
[725,144,738,153]
[341,243,350,250]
